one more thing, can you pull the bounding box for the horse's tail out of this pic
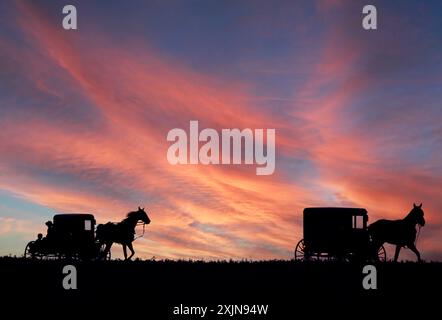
[368,219,383,231]
[368,220,379,236]
[368,220,387,245]
[96,224,104,243]
[96,223,111,243]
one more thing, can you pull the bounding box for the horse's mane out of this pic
[406,207,418,218]
[121,208,148,225]
[126,211,139,218]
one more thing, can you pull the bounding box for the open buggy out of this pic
[24,214,110,260]
[294,207,386,262]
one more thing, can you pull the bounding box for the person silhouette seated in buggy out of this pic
[30,233,44,253]
[45,221,55,239]
[36,233,43,243]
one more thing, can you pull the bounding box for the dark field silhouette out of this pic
[1,257,440,317]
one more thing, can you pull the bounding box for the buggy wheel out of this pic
[24,241,43,259]
[98,243,111,261]
[377,245,387,262]
[24,241,34,259]
[105,249,111,261]
[294,239,308,261]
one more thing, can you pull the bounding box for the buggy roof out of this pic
[54,213,95,218]
[52,214,96,232]
[303,207,367,217]
[53,213,95,222]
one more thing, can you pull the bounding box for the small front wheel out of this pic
[377,245,387,262]
[97,243,111,261]
[24,241,37,259]
[294,239,307,261]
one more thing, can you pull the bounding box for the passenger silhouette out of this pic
[45,221,55,239]
[36,233,43,242]
[32,233,44,251]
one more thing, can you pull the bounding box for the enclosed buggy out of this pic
[294,207,386,261]
[24,213,109,260]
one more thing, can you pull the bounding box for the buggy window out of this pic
[353,215,364,229]
[84,220,92,231]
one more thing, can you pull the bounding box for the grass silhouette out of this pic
[1,256,440,317]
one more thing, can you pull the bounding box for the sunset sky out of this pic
[1,0,441,260]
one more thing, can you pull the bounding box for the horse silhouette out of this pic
[369,203,425,262]
[96,207,151,260]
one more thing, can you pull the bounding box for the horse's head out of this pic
[411,203,425,226]
[137,206,151,225]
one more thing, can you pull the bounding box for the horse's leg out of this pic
[127,242,135,260]
[102,242,112,260]
[394,245,401,262]
[408,243,421,262]
[122,244,128,260]
[370,241,381,261]
[105,243,113,259]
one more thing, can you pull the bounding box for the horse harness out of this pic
[133,222,146,240]
[415,224,422,246]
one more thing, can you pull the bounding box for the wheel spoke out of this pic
[294,239,305,260]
